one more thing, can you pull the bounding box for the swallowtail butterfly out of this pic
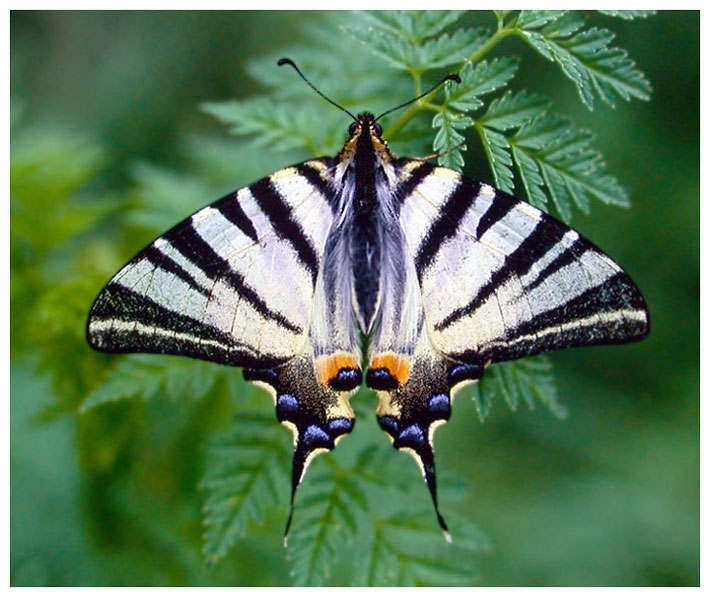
[87,58,649,541]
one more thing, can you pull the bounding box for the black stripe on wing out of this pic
[164,223,303,334]
[88,283,283,368]
[142,245,210,300]
[213,191,259,243]
[414,177,481,279]
[475,192,517,239]
[296,160,337,210]
[395,160,436,203]
[434,215,568,332]
[250,177,320,285]
[452,271,649,364]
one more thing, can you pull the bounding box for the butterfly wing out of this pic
[87,159,359,537]
[397,159,649,366]
[368,159,649,536]
[88,160,336,368]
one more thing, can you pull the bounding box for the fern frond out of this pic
[201,411,290,563]
[82,355,219,411]
[444,58,519,112]
[432,111,471,170]
[356,513,487,586]
[514,11,652,108]
[471,355,566,421]
[346,12,487,73]
[287,468,368,586]
[477,105,628,221]
[597,10,656,20]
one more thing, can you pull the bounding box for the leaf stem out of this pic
[467,26,514,64]
[383,24,514,141]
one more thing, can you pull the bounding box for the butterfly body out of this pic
[88,107,648,540]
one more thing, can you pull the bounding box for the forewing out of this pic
[396,159,649,367]
[87,160,336,369]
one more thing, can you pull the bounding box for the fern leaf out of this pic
[347,12,488,73]
[287,468,368,586]
[510,113,629,220]
[128,162,216,232]
[81,355,218,411]
[359,10,466,42]
[515,11,651,108]
[510,145,549,210]
[477,127,514,194]
[516,10,569,31]
[201,411,290,563]
[357,514,487,586]
[409,10,468,40]
[432,111,471,170]
[471,355,566,421]
[478,90,551,132]
[444,58,519,112]
[598,10,656,20]
[202,99,338,156]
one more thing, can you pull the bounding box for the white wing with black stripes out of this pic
[88,159,362,539]
[397,159,649,366]
[88,161,333,367]
[368,158,649,540]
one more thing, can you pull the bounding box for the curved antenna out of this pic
[278,58,358,122]
[375,73,461,122]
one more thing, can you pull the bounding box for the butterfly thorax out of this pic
[328,113,405,337]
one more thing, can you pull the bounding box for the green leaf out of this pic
[598,10,656,20]
[202,98,340,156]
[511,145,549,210]
[347,12,488,73]
[359,10,466,42]
[519,114,628,216]
[287,467,368,586]
[479,112,630,220]
[472,355,566,420]
[478,127,514,194]
[516,10,569,30]
[81,355,219,411]
[202,411,290,563]
[11,128,107,259]
[444,58,519,112]
[432,111,472,171]
[357,513,488,586]
[127,162,216,232]
[515,12,652,108]
[478,90,551,132]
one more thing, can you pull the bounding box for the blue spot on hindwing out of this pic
[276,393,299,420]
[427,393,451,419]
[377,415,399,436]
[396,424,425,448]
[328,417,354,436]
[302,424,331,447]
[447,363,483,387]
[330,368,362,391]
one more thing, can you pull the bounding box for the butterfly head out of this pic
[339,112,391,163]
[348,113,383,140]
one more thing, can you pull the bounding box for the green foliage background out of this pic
[11,11,699,586]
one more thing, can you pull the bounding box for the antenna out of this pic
[375,73,461,122]
[278,58,358,122]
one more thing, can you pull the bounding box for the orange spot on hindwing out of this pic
[315,353,362,391]
[366,353,411,390]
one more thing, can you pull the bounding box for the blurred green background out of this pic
[11,11,699,586]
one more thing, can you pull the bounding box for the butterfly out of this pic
[87,58,649,542]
